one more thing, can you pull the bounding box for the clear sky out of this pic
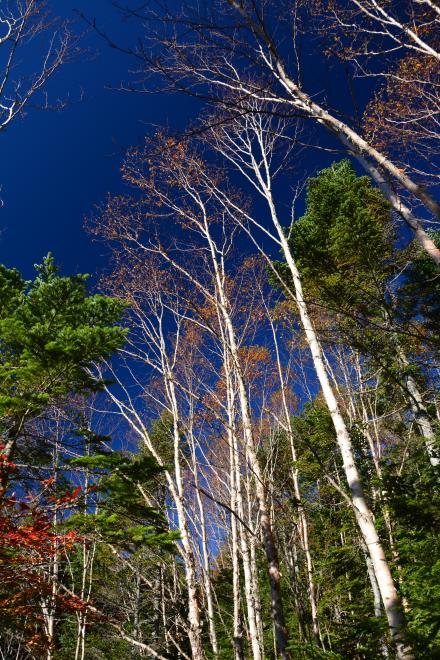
[0,1,195,280]
[0,1,378,283]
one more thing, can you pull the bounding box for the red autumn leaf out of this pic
[72,485,81,498]
[41,477,55,486]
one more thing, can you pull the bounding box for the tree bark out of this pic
[228,0,440,265]
[225,349,262,660]
[274,224,413,659]
[206,219,291,659]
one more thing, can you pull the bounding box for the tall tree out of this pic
[0,255,126,656]
[109,0,440,264]
[279,160,439,467]
[0,254,125,469]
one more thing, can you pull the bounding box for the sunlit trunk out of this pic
[204,216,290,659]
[264,190,413,659]
[224,349,262,660]
[268,312,323,648]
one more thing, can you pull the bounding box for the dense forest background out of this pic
[0,2,439,659]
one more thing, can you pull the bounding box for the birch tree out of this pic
[91,146,291,657]
[116,0,440,265]
[197,111,413,657]
[0,1,73,133]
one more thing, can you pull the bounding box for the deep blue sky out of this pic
[0,1,374,283]
[0,1,196,281]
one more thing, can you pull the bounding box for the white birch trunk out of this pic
[203,215,290,658]
[398,351,439,467]
[224,349,262,660]
[191,426,219,657]
[270,210,413,658]
[164,377,205,659]
[229,437,245,660]
[268,312,324,648]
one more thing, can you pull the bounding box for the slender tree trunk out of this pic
[249,517,264,653]
[268,311,323,648]
[398,351,439,467]
[167,379,205,659]
[160,564,171,656]
[225,352,262,660]
[361,537,382,618]
[152,567,162,650]
[285,537,307,642]
[265,194,413,659]
[205,219,290,659]
[192,443,219,657]
[299,509,323,648]
[74,438,97,660]
[228,418,245,660]
[133,573,141,642]
[42,441,62,660]
[360,538,390,658]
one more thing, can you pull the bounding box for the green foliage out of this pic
[398,230,440,350]
[56,623,135,660]
[2,168,439,658]
[0,254,126,419]
[147,410,176,466]
[291,402,389,658]
[277,160,393,311]
[381,444,440,656]
[208,565,238,660]
[70,451,179,550]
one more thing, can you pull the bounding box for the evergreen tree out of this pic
[0,254,126,469]
[0,256,126,655]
